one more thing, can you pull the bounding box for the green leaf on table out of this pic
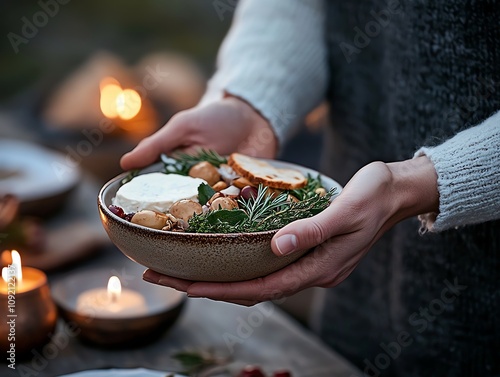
[197,183,216,205]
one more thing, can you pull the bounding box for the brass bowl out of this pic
[51,268,186,348]
[98,161,341,282]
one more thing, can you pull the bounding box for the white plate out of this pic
[58,368,186,377]
[0,139,80,214]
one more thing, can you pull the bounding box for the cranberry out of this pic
[273,370,292,377]
[108,205,125,218]
[238,365,266,377]
[240,185,258,200]
[124,212,135,222]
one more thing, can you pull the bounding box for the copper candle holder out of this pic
[51,268,186,348]
[0,267,58,357]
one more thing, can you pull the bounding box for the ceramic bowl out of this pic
[98,161,341,282]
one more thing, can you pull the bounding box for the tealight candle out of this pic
[52,268,186,348]
[76,276,147,318]
[0,250,57,357]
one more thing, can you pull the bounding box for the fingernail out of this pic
[142,270,160,284]
[275,234,298,255]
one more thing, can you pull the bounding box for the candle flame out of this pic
[2,250,22,285]
[107,276,121,303]
[99,77,142,121]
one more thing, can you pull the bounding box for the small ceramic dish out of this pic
[51,268,186,348]
[98,161,341,282]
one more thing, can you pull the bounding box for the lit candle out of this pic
[1,250,45,294]
[76,275,147,318]
[0,250,58,356]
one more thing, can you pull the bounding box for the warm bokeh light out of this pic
[107,275,121,303]
[99,77,142,121]
[116,89,142,120]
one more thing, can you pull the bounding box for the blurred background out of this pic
[0,0,326,325]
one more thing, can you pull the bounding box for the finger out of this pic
[142,269,193,292]
[271,197,360,257]
[120,114,191,170]
[186,252,322,302]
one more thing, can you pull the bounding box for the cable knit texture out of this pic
[415,111,500,232]
[199,0,328,146]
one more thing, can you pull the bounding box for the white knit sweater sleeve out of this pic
[415,111,500,232]
[199,0,328,146]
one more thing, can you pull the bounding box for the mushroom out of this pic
[210,197,238,211]
[131,210,168,230]
[169,200,203,222]
[189,161,220,186]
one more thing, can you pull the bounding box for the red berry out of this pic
[124,212,135,222]
[108,205,125,218]
[238,365,266,377]
[240,186,258,200]
[273,370,292,377]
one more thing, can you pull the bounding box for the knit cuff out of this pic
[199,0,328,148]
[415,111,500,233]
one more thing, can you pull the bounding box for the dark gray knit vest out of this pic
[319,1,500,376]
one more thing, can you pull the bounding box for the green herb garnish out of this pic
[161,149,227,175]
[197,183,216,206]
[188,185,335,233]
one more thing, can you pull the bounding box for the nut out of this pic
[189,161,220,186]
[131,210,168,230]
[169,200,203,222]
[210,197,238,211]
[232,177,255,189]
[315,188,327,197]
[212,181,228,192]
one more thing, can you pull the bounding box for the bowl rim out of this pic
[98,159,340,238]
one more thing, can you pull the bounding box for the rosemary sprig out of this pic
[289,174,323,200]
[238,185,290,223]
[187,185,336,233]
[174,149,227,167]
[161,149,227,175]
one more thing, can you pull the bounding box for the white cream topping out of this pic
[113,173,206,213]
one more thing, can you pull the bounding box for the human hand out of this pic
[143,157,439,305]
[120,96,277,170]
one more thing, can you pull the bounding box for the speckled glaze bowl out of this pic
[98,161,342,282]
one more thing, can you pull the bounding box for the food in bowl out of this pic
[108,150,336,234]
[97,153,341,282]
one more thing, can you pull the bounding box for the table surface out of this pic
[3,245,362,377]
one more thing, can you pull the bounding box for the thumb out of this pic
[120,113,191,170]
[271,206,342,256]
